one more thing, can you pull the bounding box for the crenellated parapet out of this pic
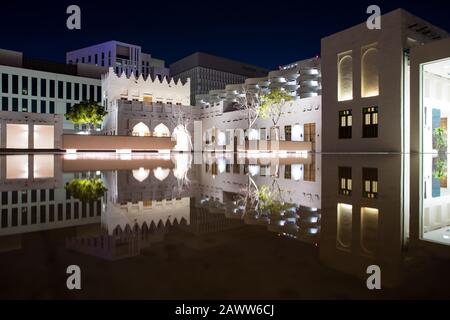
[102,67,191,106]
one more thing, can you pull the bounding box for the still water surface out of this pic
[0,153,449,299]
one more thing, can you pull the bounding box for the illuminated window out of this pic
[34,125,54,149]
[339,110,352,139]
[7,124,28,149]
[6,155,28,179]
[338,51,353,101]
[362,106,378,138]
[34,155,54,178]
[338,167,352,196]
[362,168,378,199]
[361,45,379,98]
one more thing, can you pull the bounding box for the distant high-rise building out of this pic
[66,40,170,80]
[170,52,268,105]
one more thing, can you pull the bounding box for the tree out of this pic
[234,85,264,130]
[258,88,293,140]
[433,127,447,153]
[65,100,107,133]
[231,175,295,223]
[65,178,107,202]
[170,104,193,151]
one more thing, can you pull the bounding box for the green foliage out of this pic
[65,101,107,129]
[433,127,447,152]
[433,157,447,180]
[65,178,107,202]
[258,88,293,122]
[256,185,293,213]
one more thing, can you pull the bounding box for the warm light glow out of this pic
[172,124,192,152]
[248,165,260,176]
[6,124,28,149]
[337,203,352,250]
[291,124,303,141]
[217,157,226,173]
[217,132,227,146]
[361,46,379,98]
[172,153,191,180]
[153,123,170,137]
[248,129,259,141]
[33,155,54,178]
[360,207,379,255]
[132,122,151,137]
[291,164,304,181]
[153,167,170,181]
[6,155,28,179]
[132,167,150,182]
[116,149,132,154]
[338,53,353,101]
[34,125,54,149]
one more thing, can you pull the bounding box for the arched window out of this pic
[132,122,150,137]
[132,167,150,182]
[217,131,227,146]
[338,52,353,101]
[337,203,352,250]
[153,123,170,137]
[153,167,170,181]
[361,46,379,98]
[360,207,379,255]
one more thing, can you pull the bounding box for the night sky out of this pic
[1,0,449,70]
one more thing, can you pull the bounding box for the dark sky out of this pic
[1,0,449,70]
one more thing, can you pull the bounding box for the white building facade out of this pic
[321,9,448,153]
[0,48,106,149]
[195,57,322,152]
[102,68,197,140]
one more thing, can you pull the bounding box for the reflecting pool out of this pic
[0,153,449,299]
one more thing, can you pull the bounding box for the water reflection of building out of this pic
[186,202,244,236]
[198,154,321,209]
[0,155,102,240]
[65,158,192,260]
[411,154,450,255]
[409,38,450,254]
[194,154,322,243]
[66,212,189,260]
[320,154,413,287]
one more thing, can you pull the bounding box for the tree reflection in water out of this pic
[65,178,107,202]
[232,176,296,225]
